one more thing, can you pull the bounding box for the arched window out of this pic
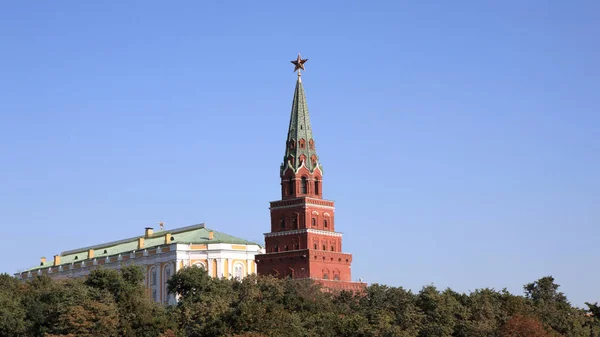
[311,218,316,226]
[149,267,158,302]
[280,218,285,229]
[322,244,326,250]
[324,219,328,228]
[288,178,294,195]
[331,246,335,251]
[234,263,244,279]
[292,217,298,229]
[313,243,317,249]
[323,272,329,280]
[164,264,175,304]
[274,245,279,252]
[315,180,320,195]
[301,177,307,194]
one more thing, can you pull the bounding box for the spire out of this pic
[281,55,321,176]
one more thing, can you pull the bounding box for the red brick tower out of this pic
[255,55,365,291]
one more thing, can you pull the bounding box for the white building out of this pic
[15,223,263,304]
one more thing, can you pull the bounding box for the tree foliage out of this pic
[1,269,598,337]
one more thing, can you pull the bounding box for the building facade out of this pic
[16,224,262,304]
[255,62,365,291]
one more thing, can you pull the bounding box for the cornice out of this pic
[264,228,343,238]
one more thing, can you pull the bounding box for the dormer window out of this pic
[299,139,306,149]
[299,154,306,165]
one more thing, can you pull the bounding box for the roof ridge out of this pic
[61,223,206,255]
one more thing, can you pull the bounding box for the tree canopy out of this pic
[1,266,597,337]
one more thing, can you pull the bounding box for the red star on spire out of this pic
[291,53,308,72]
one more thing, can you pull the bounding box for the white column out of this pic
[207,258,213,277]
[216,258,223,278]
[228,258,233,278]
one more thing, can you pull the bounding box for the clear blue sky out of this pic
[1,1,598,306]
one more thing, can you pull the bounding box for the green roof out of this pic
[281,75,323,176]
[21,224,260,272]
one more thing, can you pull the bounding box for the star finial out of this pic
[291,53,308,73]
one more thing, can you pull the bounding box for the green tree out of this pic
[169,266,236,337]
[0,274,27,337]
[85,266,175,337]
[416,285,467,337]
[524,276,572,335]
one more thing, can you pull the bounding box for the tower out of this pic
[255,55,365,291]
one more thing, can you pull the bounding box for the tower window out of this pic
[313,244,317,249]
[280,218,285,229]
[288,178,294,195]
[292,218,298,229]
[274,245,279,252]
[311,218,316,226]
[331,246,334,251]
[315,180,320,195]
[301,177,307,194]
[323,272,329,280]
[322,245,326,250]
[324,219,328,228]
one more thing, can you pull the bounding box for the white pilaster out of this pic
[246,259,253,276]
